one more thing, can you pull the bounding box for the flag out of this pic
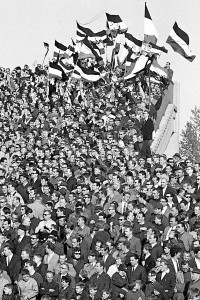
[144,3,158,44]
[150,43,168,55]
[125,48,138,66]
[79,39,96,60]
[96,41,105,55]
[49,62,63,80]
[59,57,74,73]
[106,13,128,33]
[72,60,101,82]
[125,33,142,53]
[118,43,129,65]
[91,30,107,43]
[79,38,103,66]
[166,22,196,62]
[53,40,67,59]
[76,22,94,42]
[44,42,49,50]
[43,42,49,65]
[150,58,168,78]
[124,54,149,80]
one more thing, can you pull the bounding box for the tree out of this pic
[180,106,200,161]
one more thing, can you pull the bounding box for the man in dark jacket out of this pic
[126,253,147,285]
[39,271,59,300]
[89,260,111,298]
[156,259,176,299]
[142,110,154,143]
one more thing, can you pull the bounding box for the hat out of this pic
[18,224,26,231]
[191,268,200,274]
[154,203,162,210]
[123,221,132,227]
[173,153,181,158]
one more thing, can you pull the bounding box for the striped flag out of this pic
[106,13,128,33]
[92,30,107,43]
[49,62,63,80]
[124,54,150,80]
[58,56,74,74]
[79,38,103,66]
[166,22,196,62]
[72,60,101,82]
[125,33,142,53]
[144,3,158,44]
[76,22,94,42]
[150,58,168,78]
[96,41,105,55]
[150,43,168,55]
[125,48,138,66]
[53,40,67,60]
[118,43,129,65]
[44,42,49,50]
[79,39,96,60]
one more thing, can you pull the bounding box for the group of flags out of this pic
[45,3,196,82]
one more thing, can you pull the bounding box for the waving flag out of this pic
[49,62,63,80]
[92,30,107,43]
[125,33,142,53]
[53,40,67,59]
[124,54,150,80]
[59,57,74,74]
[79,39,96,60]
[150,43,168,55]
[106,13,128,33]
[166,22,196,62]
[78,38,103,66]
[72,60,101,82]
[76,22,94,42]
[150,58,168,78]
[144,3,158,44]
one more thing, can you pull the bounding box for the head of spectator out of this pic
[61,274,71,289]
[21,268,30,282]
[33,253,43,267]
[45,271,54,283]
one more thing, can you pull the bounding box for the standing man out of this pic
[141,110,154,144]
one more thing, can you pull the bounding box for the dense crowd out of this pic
[0,62,199,300]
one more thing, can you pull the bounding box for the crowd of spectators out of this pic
[0,61,199,300]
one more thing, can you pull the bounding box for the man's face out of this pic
[46,272,53,282]
[22,274,30,282]
[130,257,137,266]
[59,256,66,264]
[76,286,83,295]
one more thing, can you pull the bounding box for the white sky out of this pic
[0,0,199,132]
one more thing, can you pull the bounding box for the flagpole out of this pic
[148,68,151,105]
[42,44,49,68]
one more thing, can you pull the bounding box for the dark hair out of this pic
[76,282,85,289]
[130,253,139,261]
[170,247,182,257]
[21,268,29,276]
[26,260,37,270]
[61,275,71,284]
[2,207,11,215]
[4,284,13,291]
[193,246,200,255]
[46,242,55,251]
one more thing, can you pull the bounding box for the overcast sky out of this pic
[0,0,199,132]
